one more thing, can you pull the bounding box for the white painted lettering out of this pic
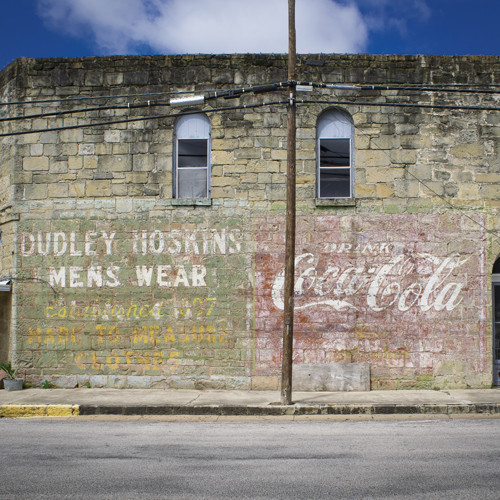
[53,232,67,256]
[37,232,51,256]
[136,266,154,286]
[157,265,171,286]
[192,265,207,287]
[184,232,199,255]
[69,266,84,288]
[149,230,165,254]
[21,233,35,256]
[85,231,98,256]
[272,252,468,314]
[49,267,66,287]
[69,232,82,257]
[105,266,121,287]
[87,266,103,288]
[174,266,190,287]
[102,232,116,256]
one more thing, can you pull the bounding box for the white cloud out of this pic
[355,0,431,36]
[37,0,368,54]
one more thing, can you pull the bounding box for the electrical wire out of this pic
[2,79,500,109]
[364,85,500,95]
[298,99,500,112]
[0,82,289,109]
[302,81,500,95]
[0,100,288,137]
[2,91,500,135]
[0,102,163,123]
[0,82,289,124]
[3,95,500,137]
[0,89,209,107]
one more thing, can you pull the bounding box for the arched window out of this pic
[317,109,354,198]
[174,113,211,199]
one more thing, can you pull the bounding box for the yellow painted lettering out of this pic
[95,325,107,343]
[75,352,87,370]
[71,326,83,344]
[44,305,56,318]
[205,297,216,316]
[91,352,102,370]
[127,301,139,319]
[133,326,148,344]
[149,325,160,343]
[58,326,69,344]
[139,305,150,318]
[106,353,120,370]
[28,327,42,345]
[57,306,67,318]
[108,326,120,343]
[137,353,150,370]
[45,328,56,345]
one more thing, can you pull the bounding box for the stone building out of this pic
[0,54,499,390]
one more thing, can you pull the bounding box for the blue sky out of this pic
[1,0,499,71]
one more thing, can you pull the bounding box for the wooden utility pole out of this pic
[281,0,296,405]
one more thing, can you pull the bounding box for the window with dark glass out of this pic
[176,139,209,198]
[319,138,351,198]
[174,113,211,199]
[317,109,354,199]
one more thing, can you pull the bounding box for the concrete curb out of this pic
[76,403,500,417]
[0,404,79,418]
[1,403,500,418]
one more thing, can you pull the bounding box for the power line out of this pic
[2,79,500,110]
[306,82,500,95]
[0,89,207,107]
[0,100,288,137]
[0,102,165,123]
[299,99,500,112]
[0,82,289,124]
[2,80,500,129]
[0,82,289,109]
[406,167,500,244]
[3,93,500,138]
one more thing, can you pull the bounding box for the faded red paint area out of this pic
[253,213,488,387]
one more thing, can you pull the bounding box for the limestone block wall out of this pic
[0,54,499,388]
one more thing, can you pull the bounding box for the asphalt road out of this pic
[1,417,500,499]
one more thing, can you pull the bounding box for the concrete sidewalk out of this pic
[1,388,500,418]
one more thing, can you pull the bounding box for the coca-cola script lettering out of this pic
[271,252,468,313]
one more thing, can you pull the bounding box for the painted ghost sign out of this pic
[14,211,489,389]
[271,252,468,313]
[16,217,252,385]
[254,213,488,388]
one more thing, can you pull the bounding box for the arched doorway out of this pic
[493,257,500,385]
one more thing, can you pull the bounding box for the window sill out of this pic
[170,198,212,207]
[315,198,356,207]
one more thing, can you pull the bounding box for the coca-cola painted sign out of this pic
[254,213,488,388]
[271,252,468,313]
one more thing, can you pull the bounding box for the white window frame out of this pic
[174,113,211,199]
[317,109,354,199]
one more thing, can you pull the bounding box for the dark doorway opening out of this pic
[493,257,500,386]
[0,290,11,363]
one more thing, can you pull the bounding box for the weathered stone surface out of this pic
[292,363,370,391]
[0,54,498,390]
